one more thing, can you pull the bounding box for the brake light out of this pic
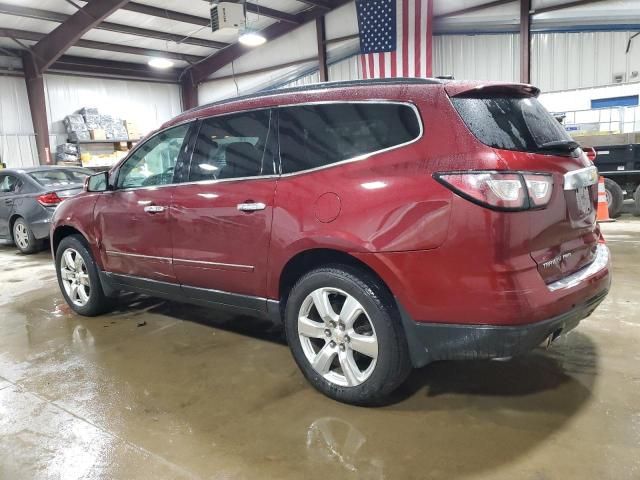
[37,192,62,206]
[434,171,553,211]
[585,147,597,163]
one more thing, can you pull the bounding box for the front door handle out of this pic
[237,202,266,212]
[143,205,166,214]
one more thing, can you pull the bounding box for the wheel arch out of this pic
[8,213,23,240]
[277,248,397,309]
[52,225,88,255]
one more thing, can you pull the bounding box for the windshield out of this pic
[451,95,575,154]
[29,169,90,187]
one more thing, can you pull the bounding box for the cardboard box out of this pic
[90,129,106,140]
[125,120,140,140]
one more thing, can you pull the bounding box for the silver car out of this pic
[0,166,92,253]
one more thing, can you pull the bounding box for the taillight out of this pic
[434,171,553,211]
[37,192,62,206]
[585,147,597,163]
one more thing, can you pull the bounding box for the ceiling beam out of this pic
[126,1,301,26]
[532,0,606,15]
[52,55,180,82]
[434,0,516,20]
[120,2,210,26]
[185,1,350,85]
[0,46,179,81]
[30,0,130,73]
[296,0,333,11]
[0,28,204,63]
[0,3,225,49]
[245,3,301,24]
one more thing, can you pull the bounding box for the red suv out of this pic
[51,79,610,405]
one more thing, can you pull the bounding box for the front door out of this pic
[0,173,20,239]
[95,122,193,283]
[171,110,277,305]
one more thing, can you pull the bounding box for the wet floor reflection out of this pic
[2,236,639,480]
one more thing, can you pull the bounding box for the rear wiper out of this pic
[536,140,579,151]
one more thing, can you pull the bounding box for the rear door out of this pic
[449,90,599,283]
[171,109,277,305]
[95,122,194,283]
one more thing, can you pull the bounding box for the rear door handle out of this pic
[143,205,166,213]
[237,202,266,212]
[4,199,11,205]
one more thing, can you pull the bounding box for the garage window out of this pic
[278,103,421,174]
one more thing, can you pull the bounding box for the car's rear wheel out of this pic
[13,217,42,254]
[284,265,411,405]
[604,178,624,218]
[633,184,640,217]
[55,235,113,316]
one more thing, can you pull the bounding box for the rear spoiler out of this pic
[445,82,540,98]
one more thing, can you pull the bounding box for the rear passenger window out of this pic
[189,110,274,182]
[278,103,421,174]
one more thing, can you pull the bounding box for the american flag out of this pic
[356,0,433,79]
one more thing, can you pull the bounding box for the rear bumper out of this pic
[399,288,608,368]
[31,216,53,240]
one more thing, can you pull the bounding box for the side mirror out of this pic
[86,172,110,192]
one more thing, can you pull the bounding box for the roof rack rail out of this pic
[189,77,444,114]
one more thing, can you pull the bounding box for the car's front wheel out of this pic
[284,266,411,405]
[55,235,113,316]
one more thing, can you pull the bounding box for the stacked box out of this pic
[55,143,80,165]
[125,120,140,140]
[111,119,129,139]
[80,107,99,116]
[69,131,91,142]
[83,114,101,130]
[56,143,79,156]
[90,129,106,140]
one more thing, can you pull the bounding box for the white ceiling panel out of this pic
[0,13,57,34]
[0,0,76,15]
[80,29,214,58]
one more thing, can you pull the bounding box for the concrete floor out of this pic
[0,219,639,480]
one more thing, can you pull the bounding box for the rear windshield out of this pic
[451,95,574,154]
[29,169,89,187]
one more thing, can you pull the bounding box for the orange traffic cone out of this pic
[596,176,615,223]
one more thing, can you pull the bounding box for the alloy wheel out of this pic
[14,223,29,250]
[298,287,378,387]
[60,248,91,307]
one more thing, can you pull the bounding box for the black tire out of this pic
[633,185,640,217]
[55,235,113,316]
[284,265,411,405]
[12,217,42,254]
[604,178,624,218]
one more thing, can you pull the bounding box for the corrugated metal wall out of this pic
[278,55,362,89]
[434,34,520,82]
[532,31,640,91]
[0,76,38,168]
[44,74,182,149]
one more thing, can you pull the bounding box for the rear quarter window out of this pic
[451,95,573,153]
[278,103,421,174]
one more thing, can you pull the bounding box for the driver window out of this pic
[117,123,190,189]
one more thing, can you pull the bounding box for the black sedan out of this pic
[0,166,92,254]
